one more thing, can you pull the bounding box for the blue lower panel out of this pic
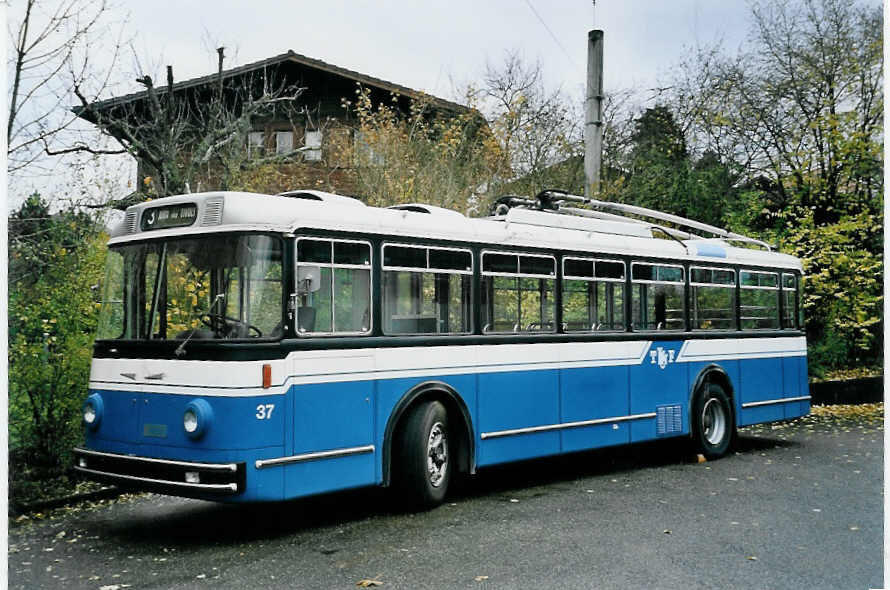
[481,431,560,465]
[88,389,140,443]
[782,357,801,399]
[140,392,284,451]
[562,423,629,452]
[560,365,630,452]
[737,355,810,426]
[283,452,376,498]
[291,382,374,454]
[738,357,782,425]
[86,389,286,455]
[477,369,560,466]
[741,404,784,425]
[629,417,658,442]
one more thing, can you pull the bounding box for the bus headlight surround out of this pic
[83,394,103,430]
[183,399,213,439]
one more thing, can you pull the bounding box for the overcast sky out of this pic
[124,0,752,102]
[9,0,760,206]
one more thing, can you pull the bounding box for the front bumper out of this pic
[73,447,245,496]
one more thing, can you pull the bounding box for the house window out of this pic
[304,130,322,161]
[275,131,293,155]
[247,131,264,156]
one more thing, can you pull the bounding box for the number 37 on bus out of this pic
[74,189,810,508]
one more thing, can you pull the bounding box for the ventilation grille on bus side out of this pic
[201,197,225,226]
[656,404,683,436]
[124,211,138,234]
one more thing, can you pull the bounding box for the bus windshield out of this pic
[97,234,283,340]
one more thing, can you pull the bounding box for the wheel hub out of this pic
[427,422,448,487]
[702,397,727,445]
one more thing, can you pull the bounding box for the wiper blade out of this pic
[174,293,226,357]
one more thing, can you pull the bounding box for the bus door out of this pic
[286,237,376,496]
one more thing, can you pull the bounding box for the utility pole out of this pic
[584,29,604,197]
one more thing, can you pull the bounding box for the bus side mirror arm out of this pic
[287,293,297,328]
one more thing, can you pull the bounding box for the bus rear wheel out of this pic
[395,400,451,509]
[692,383,734,459]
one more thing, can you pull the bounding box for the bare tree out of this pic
[7,0,127,174]
[472,52,584,195]
[69,48,307,206]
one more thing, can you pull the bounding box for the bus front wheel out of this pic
[395,400,451,509]
[692,383,734,459]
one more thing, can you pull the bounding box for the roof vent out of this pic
[277,190,365,207]
[124,210,138,234]
[279,191,322,201]
[388,204,465,218]
[201,196,225,226]
[390,204,431,214]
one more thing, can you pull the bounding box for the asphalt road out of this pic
[9,409,883,590]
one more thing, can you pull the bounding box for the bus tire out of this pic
[692,383,734,459]
[395,400,451,509]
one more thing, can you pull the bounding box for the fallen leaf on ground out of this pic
[475,575,489,581]
[356,579,383,587]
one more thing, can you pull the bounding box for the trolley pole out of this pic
[584,29,604,198]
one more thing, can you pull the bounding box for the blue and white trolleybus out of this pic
[74,189,810,507]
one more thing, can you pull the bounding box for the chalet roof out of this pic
[81,50,469,117]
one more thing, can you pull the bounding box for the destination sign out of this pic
[141,203,198,231]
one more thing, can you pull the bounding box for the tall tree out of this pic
[622,106,691,217]
[673,0,882,224]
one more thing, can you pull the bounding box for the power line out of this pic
[522,0,579,69]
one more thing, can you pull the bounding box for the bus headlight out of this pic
[183,399,213,440]
[83,394,103,430]
[183,409,198,433]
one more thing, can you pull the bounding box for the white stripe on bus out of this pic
[89,337,807,396]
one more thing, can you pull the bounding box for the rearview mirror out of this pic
[297,266,321,293]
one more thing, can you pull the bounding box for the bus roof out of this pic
[109,190,803,272]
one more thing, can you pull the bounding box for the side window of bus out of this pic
[631,262,685,331]
[740,270,779,329]
[481,252,556,333]
[562,258,625,332]
[381,244,473,335]
[781,273,797,329]
[690,267,736,330]
[296,238,371,335]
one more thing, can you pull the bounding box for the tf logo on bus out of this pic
[649,346,677,369]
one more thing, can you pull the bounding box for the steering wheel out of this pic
[200,313,263,337]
